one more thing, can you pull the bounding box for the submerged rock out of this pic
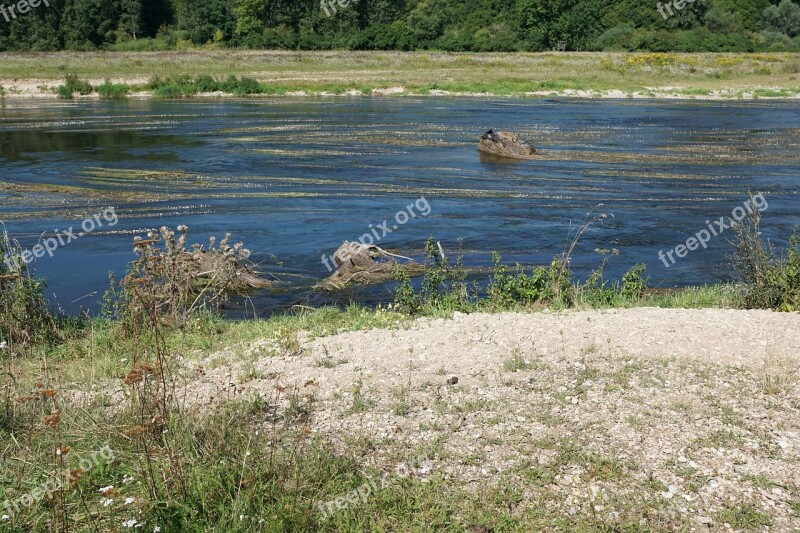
[478,129,538,160]
[318,242,423,289]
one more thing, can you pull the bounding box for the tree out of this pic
[705,3,743,31]
[61,0,117,49]
[234,0,269,36]
[116,0,142,38]
[762,0,800,36]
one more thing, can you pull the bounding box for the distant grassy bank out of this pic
[1,51,799,99]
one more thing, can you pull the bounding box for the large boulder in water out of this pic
[478,130,538,160]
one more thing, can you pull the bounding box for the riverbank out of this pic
[1,51,799,100]
[2,303,799,530]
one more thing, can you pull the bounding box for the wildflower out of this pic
[1,514,9,520]
[153,527,161,532]
[67,469,85,487]
[124,497,136,505]
[122,518,139,528]
[99,486,115,495]
[0,341,7,350]
[123,370,143,385]
[101,498,114,507]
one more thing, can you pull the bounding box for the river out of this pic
[1,97,798,315]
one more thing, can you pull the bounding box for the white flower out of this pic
[153,527,161,533]
[124,497,136,505]
[122,474,134,484]
[0,341,7,350]
[99,485,115,494]
[1,514,10,520]
[122,519,139,528]
[101,498,114,507]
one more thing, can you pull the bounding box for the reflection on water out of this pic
[0,97,798,315]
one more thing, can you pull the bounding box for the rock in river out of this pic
[477,129,538,160]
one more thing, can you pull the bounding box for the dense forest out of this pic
[0,0,799,52]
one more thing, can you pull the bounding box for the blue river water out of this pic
[0,97,798,315]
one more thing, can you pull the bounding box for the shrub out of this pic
[393,239,470,315]
[730,197,800,311]
[154,83,196,98]
[0,231,59,348]
[595,25,635,51]
[96,80,129,99]
[487,253,555,308]
[233,77,262,96]
[194,74,220,92]
[620,263,648,299]
[109,226,255,329]
[56,84,73,99]
[56,75,93,99]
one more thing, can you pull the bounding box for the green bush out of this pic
[56,84,74,99]
[147,75,263,98]
[731,197,800,311]
[233,77,262,96]
[487,253,555,308]
[96,80,129,99]
[620,264,648,300]
[0,231,59,348]
[154,83,197,98]
[56,74,93,99]
[194,74,220,92]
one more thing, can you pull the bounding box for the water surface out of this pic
[1,97,798,315]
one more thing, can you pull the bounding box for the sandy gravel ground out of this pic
[103,308,800,529]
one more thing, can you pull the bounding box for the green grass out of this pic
[679,87,714,95]
[502,348,542,372]
[0,278,780,531]
[753,88,796,97]
[717,503,774,529]
[10,305,407,388]
[2,52,800,98]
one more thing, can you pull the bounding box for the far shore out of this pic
[1,50,799,101]
[2,82,800,101]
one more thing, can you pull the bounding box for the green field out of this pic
[1,51,800,97]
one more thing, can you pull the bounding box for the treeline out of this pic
[1,0,799,52]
